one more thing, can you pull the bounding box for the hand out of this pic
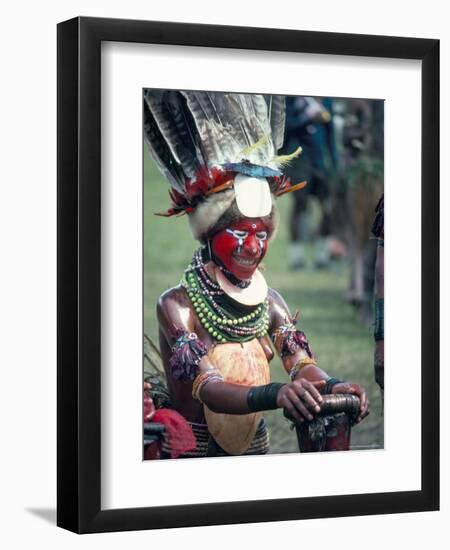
[277,379,326,423]
[144,382,155,421]
[331,382,369,423]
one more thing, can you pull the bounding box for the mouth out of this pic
[232,254,259,267]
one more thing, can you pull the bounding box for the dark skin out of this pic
[157,270,369,424]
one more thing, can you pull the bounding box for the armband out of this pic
[192,369,224,402]
[169,330,208,381]
[322,377,344,395]
[272,316,314,359]
[288,357,318,381]
[247,383,286,412]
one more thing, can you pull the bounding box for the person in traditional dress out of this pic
[372,194,384,399]
[282,96,337,270]
[144,91,369,458]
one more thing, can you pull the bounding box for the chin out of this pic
[230,257,260,280]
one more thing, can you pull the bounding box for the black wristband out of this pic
[322,377,344,395]
[247,383,286,412]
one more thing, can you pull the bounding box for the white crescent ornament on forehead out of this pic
[234,174,272,218]
[215,267,268,306]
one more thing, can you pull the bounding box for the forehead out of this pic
[228,218,270,232]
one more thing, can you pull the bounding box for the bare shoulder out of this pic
[157,284,190,311]
[267,287,292,329]
[267,287,289,310]
[156,285,195,335]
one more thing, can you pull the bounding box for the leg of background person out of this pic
[288,191,309,270]
[312,175,332,269]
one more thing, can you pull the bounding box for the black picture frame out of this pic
[57,16,439,533]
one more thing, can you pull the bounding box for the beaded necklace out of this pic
[181,248,270,343]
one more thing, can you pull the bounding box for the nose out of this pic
[243,235,259,256]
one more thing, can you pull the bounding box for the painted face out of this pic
[211,219,270,280]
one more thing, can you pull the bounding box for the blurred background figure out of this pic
[283,95,384,323]
[333,98,384,322]
[371,194,384,402]
[282,96,338,270]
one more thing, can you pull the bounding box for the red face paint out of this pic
[211,219,271,280]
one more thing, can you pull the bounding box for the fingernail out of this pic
[315,405,320,412]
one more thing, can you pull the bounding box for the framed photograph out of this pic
[57,17,439,533]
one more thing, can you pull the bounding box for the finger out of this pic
[361,396,369,416]
[282,399,304,423]
[356,389,367,412]
[361,392,368,413]
[296,386,321,413]
[356,396,370,422]
[302,380,324,404]
[356,409,370,423]
[288,389,314,420]
[289,387,318,416]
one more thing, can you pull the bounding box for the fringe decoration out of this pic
[272,313,314,359]
[169,330,208,381]
[151,409,197,459]
[280,328,313,359]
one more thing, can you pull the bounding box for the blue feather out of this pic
[221,161,282,178]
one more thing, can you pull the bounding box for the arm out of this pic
[268,288,369,423]
[157,287,322,417]
[157,288,262,414]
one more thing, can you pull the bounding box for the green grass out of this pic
[144,154,384,453]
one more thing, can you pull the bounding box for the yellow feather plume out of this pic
[271,145,303,167]
[239,135,269,158]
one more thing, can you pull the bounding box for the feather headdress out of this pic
[144,90,304,241]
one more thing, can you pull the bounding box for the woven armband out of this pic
[271,315,314,359]
[192,369,224,402]
[247,383,286,412]
[169,330,208,381]
[289,357,318,381]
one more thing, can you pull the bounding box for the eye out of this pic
[232,230,248,239]
[256,231,268,241]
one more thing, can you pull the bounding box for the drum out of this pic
[288,394,360,452]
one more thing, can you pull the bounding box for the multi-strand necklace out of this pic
[181,248,269,343]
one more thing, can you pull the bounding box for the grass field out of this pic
[144,154,384,453]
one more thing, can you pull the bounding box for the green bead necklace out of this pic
[181,250,269,343]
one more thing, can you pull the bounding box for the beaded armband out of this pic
[192,369,224,402]
[169,330,208,381]
[288,357,318,381]
[271,315,314,359]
